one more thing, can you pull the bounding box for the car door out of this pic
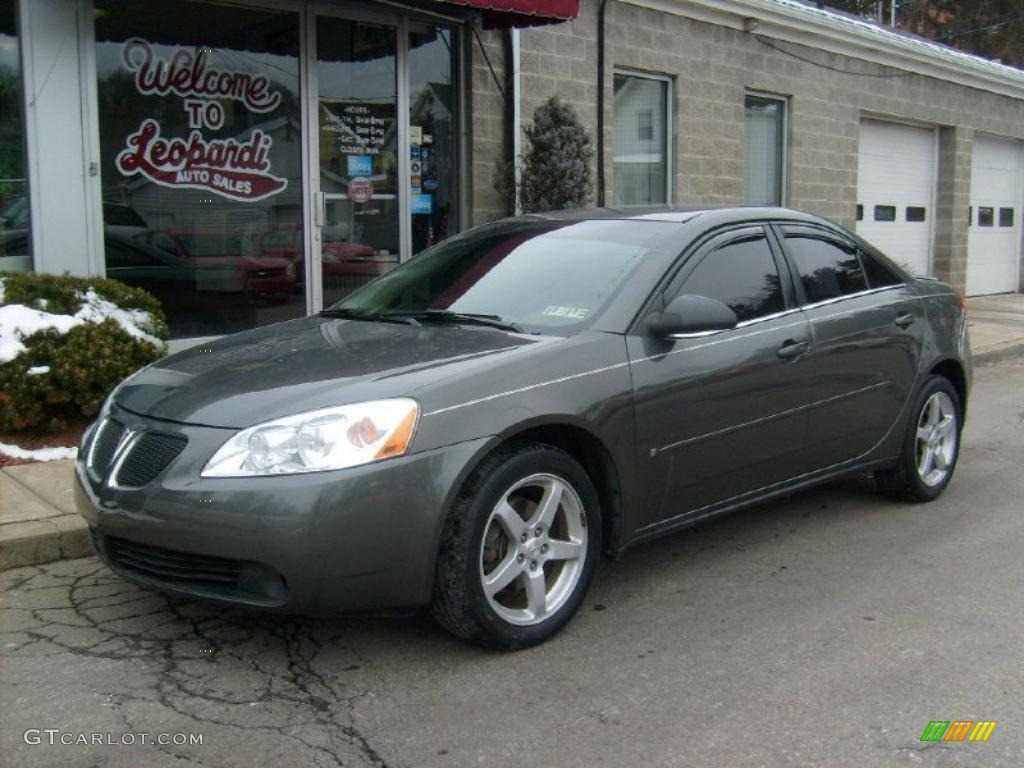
[627,226,815,533]
[774,224,924,469]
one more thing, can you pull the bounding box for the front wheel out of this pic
[875,375,962,502]
[432,443,601,649]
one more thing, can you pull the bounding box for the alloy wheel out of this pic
[479,473,588,626]
[915,391,958,487]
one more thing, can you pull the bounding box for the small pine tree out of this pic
[519,96,594,213]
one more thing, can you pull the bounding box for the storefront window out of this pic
[409,24,458,255]
[0,0,31,271]
[95,0,304,338]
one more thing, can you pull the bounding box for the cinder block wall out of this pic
[468,0,1024,293]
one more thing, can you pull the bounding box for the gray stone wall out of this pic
[467,0,1024,291]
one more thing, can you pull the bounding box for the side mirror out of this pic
[648,294,738,337]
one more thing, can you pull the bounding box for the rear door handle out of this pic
[777,339,809,359]
[895,312,915,328]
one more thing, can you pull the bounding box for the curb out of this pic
[0,514,90,570]
[972,341,1024,366]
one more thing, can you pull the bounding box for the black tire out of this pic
[431,442,602,649]
[875,375,963,502]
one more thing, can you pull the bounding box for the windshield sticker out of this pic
[543,306,589,319]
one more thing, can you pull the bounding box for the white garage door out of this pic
[856,120,936,276]
[967,136,1022,296]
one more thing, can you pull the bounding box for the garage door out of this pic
[967,136,1022,296]
[856,120,936,276]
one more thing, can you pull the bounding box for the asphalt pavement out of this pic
[2,359,1022,768]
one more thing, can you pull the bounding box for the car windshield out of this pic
[329,219,657,333]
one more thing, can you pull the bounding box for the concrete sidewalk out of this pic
[2,293,1023,571]
[0,460,90,569]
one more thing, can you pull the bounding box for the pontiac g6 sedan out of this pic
[77,207,970,648]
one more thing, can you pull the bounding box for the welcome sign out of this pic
[114,38,288,202]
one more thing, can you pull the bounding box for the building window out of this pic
[744,93,787,206]
[0,0,31,271]
[906,206,927,222]
[613,72,670,206]
[999,207,1014,227]
[978,207,994,227]
[874,205,897,222]
[94,0,304,339]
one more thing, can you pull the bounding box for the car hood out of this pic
[115,315,546,428]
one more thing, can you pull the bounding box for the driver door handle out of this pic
[777,339,809,359]
[895,312,915,328]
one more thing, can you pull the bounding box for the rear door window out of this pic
[782,231,868,303]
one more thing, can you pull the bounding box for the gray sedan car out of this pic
[76,207,971,648]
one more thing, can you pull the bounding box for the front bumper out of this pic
[77,404,490,614]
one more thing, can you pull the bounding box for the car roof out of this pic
[523,206,830,227]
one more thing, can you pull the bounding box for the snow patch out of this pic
[0,288,163,364]
[0,441,77,462]
[27,365,50,376]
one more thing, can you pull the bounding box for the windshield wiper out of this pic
[383,310,522,333]
[319,308,419,326]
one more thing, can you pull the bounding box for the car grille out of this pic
[90,418,125,475]
[88,418,188,487]
[115,433,187,488]
[105,536,287,605]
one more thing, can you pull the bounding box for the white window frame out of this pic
[744,90,789,207]
[612,68,673,207]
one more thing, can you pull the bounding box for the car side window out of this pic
[858,249,902,288]
[678,234,785,323]
[783,232,867,303]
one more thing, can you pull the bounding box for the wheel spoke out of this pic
[937,415,956,437]
[918,446,934,478]
[493,500,526,541]
[524,569,547,618]
[483,552,523,597]
[933,449,948,471]
[927,395,941,427]
[545,539,583,562]
[916,426,932,443]
[530,479,563,529]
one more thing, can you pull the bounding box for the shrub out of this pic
[493,96,595,215]
[0,271,168,433]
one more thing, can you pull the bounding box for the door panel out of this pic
[779,226,923,468]
[628,228,814,531]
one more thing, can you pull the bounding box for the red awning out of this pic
[436,0,579,26]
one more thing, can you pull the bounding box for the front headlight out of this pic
[201,398,419,477]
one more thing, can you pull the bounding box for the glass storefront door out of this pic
[311,8,459,308]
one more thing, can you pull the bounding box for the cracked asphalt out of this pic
[2,359,1023,768]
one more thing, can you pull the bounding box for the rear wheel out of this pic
[875,375,962,502]
[431,443,601,649]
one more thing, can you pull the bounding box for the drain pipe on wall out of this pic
[596,0,609,207]
[507,29,522,214]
